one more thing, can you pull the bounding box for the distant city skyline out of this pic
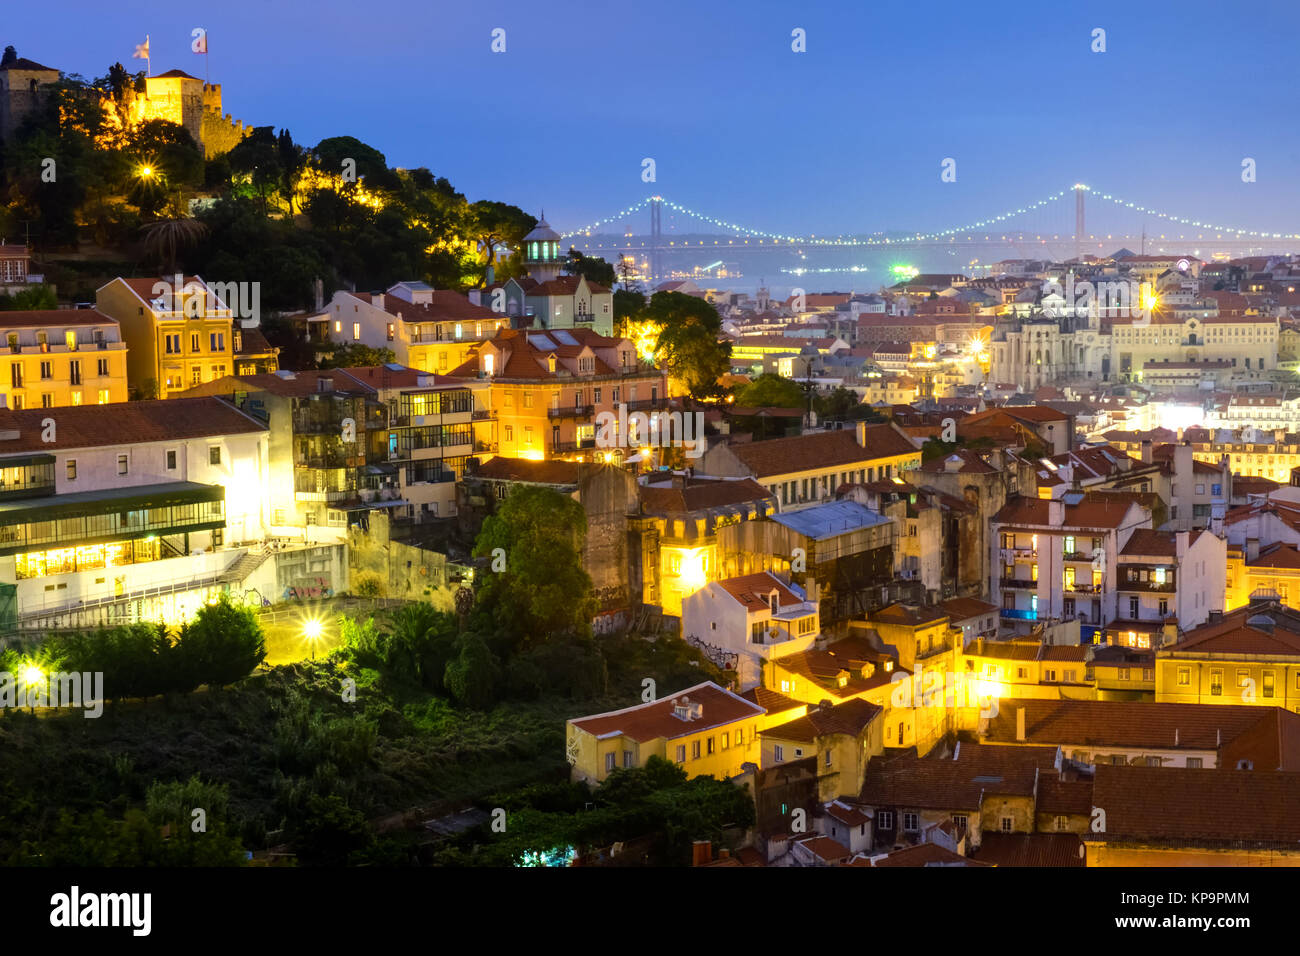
[10,0,1300,237]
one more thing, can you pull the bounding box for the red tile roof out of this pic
[859,743,1058,810]
[973,832,1085,867]
[0,397,264,453]
[713,571,804,613]
[638,475,773,514]
[760,698,882,742]
[857,843,989,867]
[469,456,582,485]
[0,309,118,329]
[722,425,918,479]
[569,681,764,743]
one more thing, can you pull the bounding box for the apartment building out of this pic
[992,491,1152,640]
[448,327,666,462]
[0,310,128,409]
[1106,529,1226,649]
[327,282,507,373]
[96,275,237,398]
[1156,602,1300,710]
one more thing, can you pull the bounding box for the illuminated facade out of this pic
[0,310,128,410]
[96,276,238,399]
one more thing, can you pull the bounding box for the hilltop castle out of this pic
[0,49,249,158]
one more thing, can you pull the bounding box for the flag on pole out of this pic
[132,35,150,60]
[192,29,207,55]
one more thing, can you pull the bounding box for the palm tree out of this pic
[140,216,208,273]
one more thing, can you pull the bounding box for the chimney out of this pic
[1175,529,1189,558]
[1015,707,1026,742]
[1047,498,1065,526]
[1140,439,1152,464]
[692,840,712,866]
[371,291,384,307]
[855,420,868,448]
[313,277,324,312]
[819,699,834,713]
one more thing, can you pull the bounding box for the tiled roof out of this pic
[857,843,989,867]
[795,836,851,863]
[0,57,58,72]
[723,425,918,479]
[993,491,1146,530]
[0,309,117,329]
[469,456,582,486]
[973,832,1085,867]
[342,291,499,323]
[181,370,374,398]
[918,448,996,474]
[824,800,870,828]
[938,597,999,622]
[1218,707,1300,772]
[738,686,807,715]
[870,603,949,628]
[638,475,773,515]
[713,571,804,613]
[1169,606,1300,657]
[1088,765,1300,846]
[569,681,764,743]
[983,698,1286,752]
[859,743,1058,810]
[0,397,264,453]
[1036,775,1094,816]
[1246,543,1300,571]
[760,698,882,742]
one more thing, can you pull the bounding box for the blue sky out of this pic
[15,0,1300,238]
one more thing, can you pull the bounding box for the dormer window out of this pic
[548,355,557,373]
[769,591,779,614]
[483,354,495,376]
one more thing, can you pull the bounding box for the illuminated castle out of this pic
[0,49,248,158]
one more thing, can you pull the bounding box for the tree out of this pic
[563,247,616,288]
[643,291,731,399]
[140,216,208,273]
[733,373,805,409]
[276,128,306,215]
[174,596,266,689]
[472,486,595,648]
[289,794,372,866]
[469,200,535,281]
[443,634,499,708]
[319,342,396,369]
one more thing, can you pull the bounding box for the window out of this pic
[1142,667,1154,682]
[353,322,361,341]
[1118,667,1130,681]
[210,332,225,352]
[824,750,833,768]
[605,753,616,772]
[39,360,51,379]
[166,450,177,470]
[721,732,729,750]
[1178,666,1190,686]
[623,750,633,768]
[1000,817,1013,832]
[9,363,20,388]
[773,744,784,763]
[706,737,715,755]
[386,323,395,341]
[96,358,109,377]
[735,728,744,746]
[117,454,128,475]
[675,745,685,763]
[1186,758,1203,769]
[191,332,201,353]
[952,814,968,831]
[211,528,223,548]
[1210,669,1223,696]
[66,459,77,480]
[97,389,110,404]
[691,740,700,760]
[902,812,919,832]
[191,366,202,385]
[209,446,222,465]
[877,811,894,830]
[1054,815,1068,832]
[69,360,81,386]
[1264,672,1275,699]
[165,334,181,355]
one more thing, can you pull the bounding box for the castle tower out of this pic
[522,215,563,283]
[0,52,60,143]
[142,70,204,146]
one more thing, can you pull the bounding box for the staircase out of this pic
[219,549,272,585]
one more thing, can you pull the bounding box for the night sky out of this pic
[16,0,1300,238]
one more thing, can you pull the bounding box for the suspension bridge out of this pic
[558,185,1300,285]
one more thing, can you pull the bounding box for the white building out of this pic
[681,570,820,690]
[1111,528,1226,648]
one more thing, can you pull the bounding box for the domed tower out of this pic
[522,214,563,282]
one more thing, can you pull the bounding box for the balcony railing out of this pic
[623,397,671,413]
[1119,579,1176,592]
[574,312,596,323]
[472,409,494,420]
[1000,608,1038,621]
[999,547,1036,562]
[999,578,1036,590]
[1064,582,1102,594]
[474,441,498,454]
[552,439,598,454]
[548,404,596,420]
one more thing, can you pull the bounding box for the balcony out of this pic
[552,438,599,454]
[1062,551,1096,562]
[1000,608,1037,621]
[472,408,494,420]
[1063,581,1102,594]
[623,397,671,413]
[1119,579,1176,593]
[548,404,596,420]
[999,578,1037,590]
[292,415,350,435]
[574,312,596,324]
[474,440,498,454]
[999,547,1036,562]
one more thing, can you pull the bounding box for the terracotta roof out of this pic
[181,370,374,399]
[824,800,871,828]
[0,309,118,329]
[233,327,274,355]
[1246,543,1300,571]
[870,603,949,627]
[918,448,997,474]
[794,836,851,863]
[1036,775,1094,816]
[568,681,764,743]
[973,832,1085,867]
[858,843,989,867]
[638,476,773,514]
[993,491,1146,530]
[723,425,918,479]
[343,291,499,323]
[938,597,999,623]
[983,698,1288,753]
[469,456,582,486]
[1170,606,1300,657]
[760,698,882,742]
[859,743,1058,810]
[0,57,58,72]
[713,571,805,613]
[738,686,807,715]
[0,397,263,453]
[1218,707,1300,772]
[1120,528,1201,558]
[1088,764,1300,846]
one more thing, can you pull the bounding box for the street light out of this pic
[20,663,44,714]
[137,165,154,179]
[302,618,324,660]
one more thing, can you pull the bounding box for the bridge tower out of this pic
[1074,184,1086,261]
[649,197,663,283]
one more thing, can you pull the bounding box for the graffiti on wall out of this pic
[283,576,334,601]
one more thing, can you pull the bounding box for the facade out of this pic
[326,283,507,374]
[0,310,128,410]
[0,398,270,629]
[448,327,667,463]
[681,570,820,689]
[565,681,766,785]
[1109,529,1226,648]
[759,698,883,803]
[96,276,237,399]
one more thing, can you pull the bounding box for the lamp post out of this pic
[303,618,323,660]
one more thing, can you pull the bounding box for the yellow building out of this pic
[1156,603,1300,711]
[0,310,128,409]
[1227,543,1300,611]
[566,681,766,785]
[96,276,236,399]
[758,698,884,802]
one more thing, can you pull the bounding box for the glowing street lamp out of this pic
[302,618,324,660]
[20,662,44,714]
[137,165,155,179]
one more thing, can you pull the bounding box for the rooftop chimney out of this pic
[1015,707,1026,742]
[1140,439,1153,464]
[371,291,384,307]
[1047,498,1065,526]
